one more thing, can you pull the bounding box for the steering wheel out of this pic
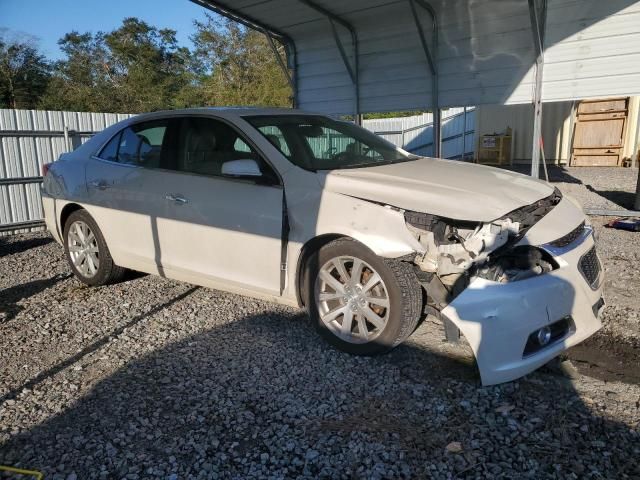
[331,151,352,163]
[324,146,337,158]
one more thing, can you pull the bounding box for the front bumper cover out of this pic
[441,198,604,385]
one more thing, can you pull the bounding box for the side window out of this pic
[176,117,261,177]
[97,120,169,167]
[233,137,252,153]
[98,132,121,162]
[136,124,167,168]
[117,127,141,165]
[257,125,291,157]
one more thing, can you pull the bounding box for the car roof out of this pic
[127,107,324,123]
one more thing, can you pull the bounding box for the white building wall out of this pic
[474,96,640,164]
[543,0,640,102]
[474,101,574,164]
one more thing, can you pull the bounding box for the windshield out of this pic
[244,115,417,171]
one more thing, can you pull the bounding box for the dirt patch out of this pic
[565,332,640,385]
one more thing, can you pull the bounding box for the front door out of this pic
[155,116,283,295]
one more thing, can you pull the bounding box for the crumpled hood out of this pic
[320,158,554,222]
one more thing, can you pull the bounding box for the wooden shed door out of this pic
[570,98,628,166]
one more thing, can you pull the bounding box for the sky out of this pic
[0,0,215,59]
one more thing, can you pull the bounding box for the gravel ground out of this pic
[1,169,639,479]
[542,167,640,341]
[512,165,639,211]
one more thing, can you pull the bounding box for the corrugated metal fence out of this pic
[0,109,134,234]
[364,107,475,158]
[0,107,474,235]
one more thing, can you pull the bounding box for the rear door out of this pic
[85,118,174,272]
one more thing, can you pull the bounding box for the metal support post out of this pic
[635,167,640,211]
[462,106,467,159]
[529,0,547,178]
[410,0,440,157]
[63,125,70,152]
[633,105,640,209]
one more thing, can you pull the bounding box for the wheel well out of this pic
[295,234,345,307]
[59,203,83,232]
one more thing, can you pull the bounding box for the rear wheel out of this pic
[304,238,422,355]
[63,209,126,286]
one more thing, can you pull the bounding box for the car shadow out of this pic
[0,286,199,404]
[584,185,636,210]
[0,273,72,324]
[1,306,637,478]
[0,235,53,258]
[500,165,584,184]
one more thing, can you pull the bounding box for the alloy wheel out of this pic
[315,256,390,344]
[67,220,100,278]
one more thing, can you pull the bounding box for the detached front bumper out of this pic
[442,200,604,385]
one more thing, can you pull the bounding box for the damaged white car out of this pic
[42,108,605,385]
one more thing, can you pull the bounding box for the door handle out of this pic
[166,194,188,205]
[89,180,110,190]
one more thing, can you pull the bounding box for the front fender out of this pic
[303,191,423,258]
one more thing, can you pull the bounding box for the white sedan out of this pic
[41,108,605,385]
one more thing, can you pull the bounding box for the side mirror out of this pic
[221,159,262,177]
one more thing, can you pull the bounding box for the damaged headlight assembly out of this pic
[404,188,562,306]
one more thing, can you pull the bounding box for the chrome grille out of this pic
[550,221,585,247]
[579,247,601,288]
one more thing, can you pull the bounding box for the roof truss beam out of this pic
[298,0,360,120]
[265,32,295,95]
[190,0,299,106]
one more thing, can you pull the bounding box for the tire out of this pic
[63,209,126,286]
[304,237,422,355]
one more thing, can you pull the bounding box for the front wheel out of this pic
[304,238,422,355]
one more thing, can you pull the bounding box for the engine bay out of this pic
[404,188,562,308]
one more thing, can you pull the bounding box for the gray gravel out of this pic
[511,165,639,211]
[1,171,640,479]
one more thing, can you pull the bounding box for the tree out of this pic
[41,18,197,113]
[40,31,114,112]
[102,18,195,111]
[32,16,293,113]
[0,31,51,109]
[192,15,291,107]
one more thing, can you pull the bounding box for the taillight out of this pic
[41,163,50,177]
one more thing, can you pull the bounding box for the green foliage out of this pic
[0,31,51,109]
[40,18,197,113]
[191,15,291,108]
[18,15,291,114]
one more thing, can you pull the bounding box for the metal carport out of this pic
[190,0,640,189]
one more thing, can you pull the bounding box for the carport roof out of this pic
[192,0,640,116]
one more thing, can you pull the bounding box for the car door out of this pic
[155,115,284,295]
[85,119,174,273]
